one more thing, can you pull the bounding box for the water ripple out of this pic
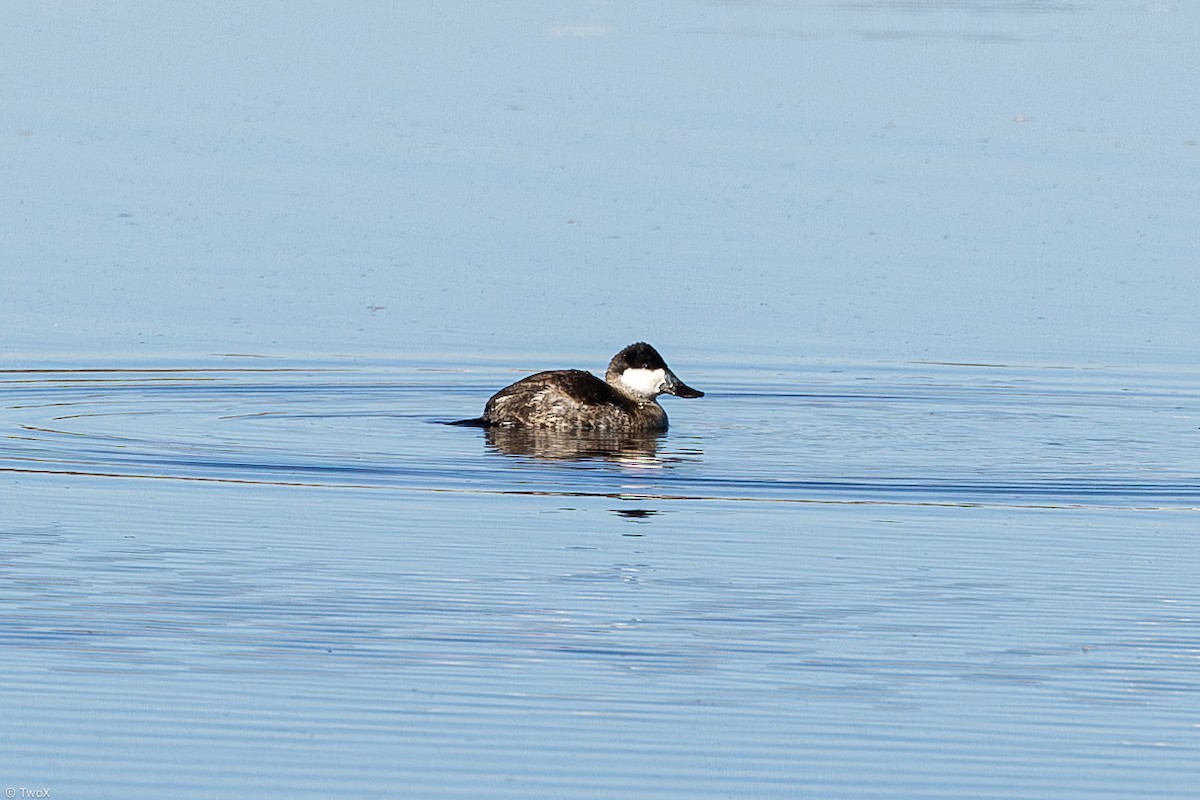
[3,365,1198,509]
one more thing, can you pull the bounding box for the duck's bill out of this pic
[664,371,704,398]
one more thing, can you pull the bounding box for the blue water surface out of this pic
[2,2,1198,799]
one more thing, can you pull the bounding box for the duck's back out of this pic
[482,369,666,430]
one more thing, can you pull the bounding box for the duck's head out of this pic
[605,342,704,402]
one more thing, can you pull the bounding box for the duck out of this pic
[458,342,703,431]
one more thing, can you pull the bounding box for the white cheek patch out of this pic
[619,368,666,397]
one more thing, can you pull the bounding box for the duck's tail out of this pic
[444,417,490,427]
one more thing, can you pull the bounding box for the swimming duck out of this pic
[463,342,703,431]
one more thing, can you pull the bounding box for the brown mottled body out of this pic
[482,369,669,431]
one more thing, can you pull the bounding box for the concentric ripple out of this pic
[3,364,1199,508]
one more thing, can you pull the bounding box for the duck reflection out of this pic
[612,509,660,520]
[611,507,660,534]
[483,425,664,462]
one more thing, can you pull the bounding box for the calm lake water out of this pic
[3,1,1199,798]
[3,360,1198,798]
